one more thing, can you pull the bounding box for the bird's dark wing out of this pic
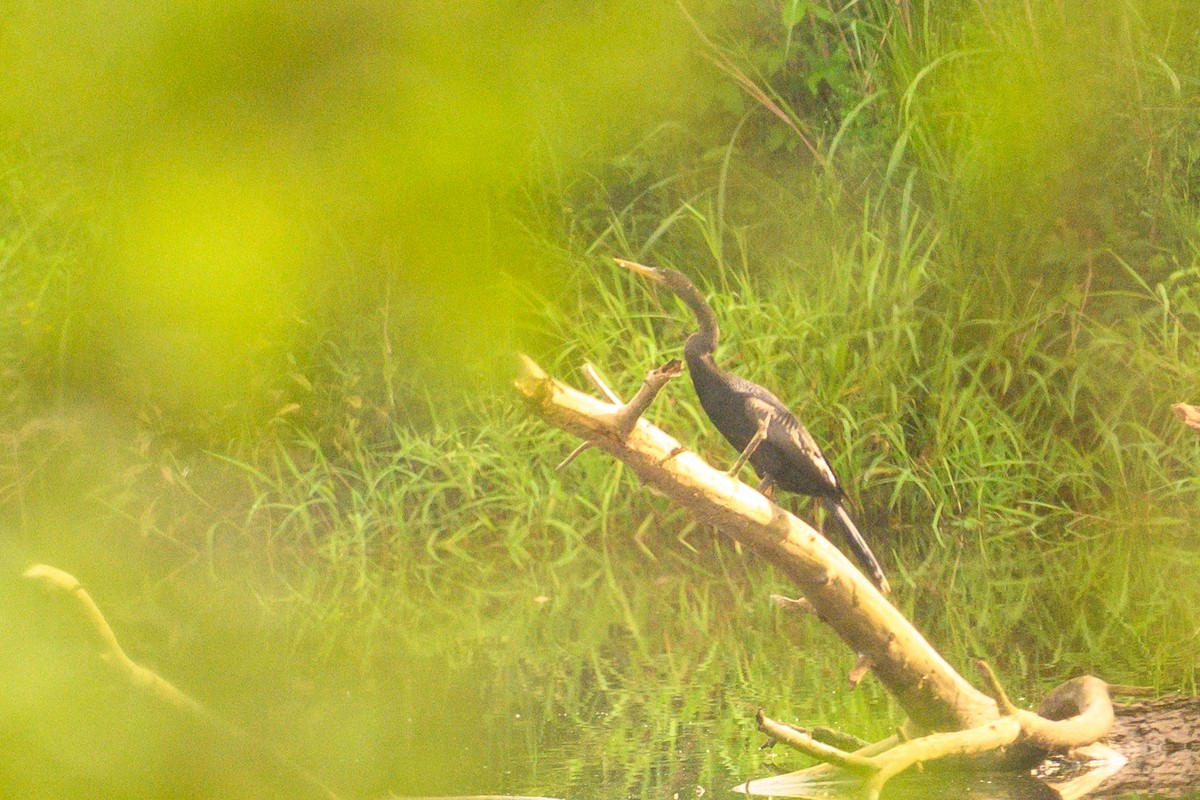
[743,394,841,492]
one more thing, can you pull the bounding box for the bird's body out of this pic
[687,349,839,497]
[618,259,891,594]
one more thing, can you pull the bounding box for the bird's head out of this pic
[613,257,719,350]
[613,258,695,295]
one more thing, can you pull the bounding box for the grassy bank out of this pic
[3,1,1200,798]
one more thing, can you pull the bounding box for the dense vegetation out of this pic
[3,2,1200,798]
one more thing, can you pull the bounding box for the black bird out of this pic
[616,258,890,594]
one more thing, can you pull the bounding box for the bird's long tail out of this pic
[822,498,891,595]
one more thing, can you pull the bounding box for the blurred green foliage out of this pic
[0,0,705,431]
[4,0,1200,798]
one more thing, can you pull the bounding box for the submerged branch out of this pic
[23,565,210,719]
[756,710,879,773]
[809,727,871,753]
[22,564,344,800]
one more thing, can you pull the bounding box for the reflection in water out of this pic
[3,555,1194,800]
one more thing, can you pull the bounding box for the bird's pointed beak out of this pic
[613,257,665,284]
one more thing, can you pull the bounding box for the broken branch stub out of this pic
[1172,402,1200,434]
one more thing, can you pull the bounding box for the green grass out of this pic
[3,1,1200,798]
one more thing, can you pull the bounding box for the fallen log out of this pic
[515,355,1120,797]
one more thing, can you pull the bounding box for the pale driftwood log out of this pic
[516,355,1119,796]
[516,355,997,732]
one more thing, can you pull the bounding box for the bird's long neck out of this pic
[676,282,719,359]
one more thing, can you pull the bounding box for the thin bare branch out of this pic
[976,658,1018,715]
[582,363,622,405]
[728,413,771,476]
[556,441,594,472]
[24,565,209,718]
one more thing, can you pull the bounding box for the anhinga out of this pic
[616,258,891,595]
